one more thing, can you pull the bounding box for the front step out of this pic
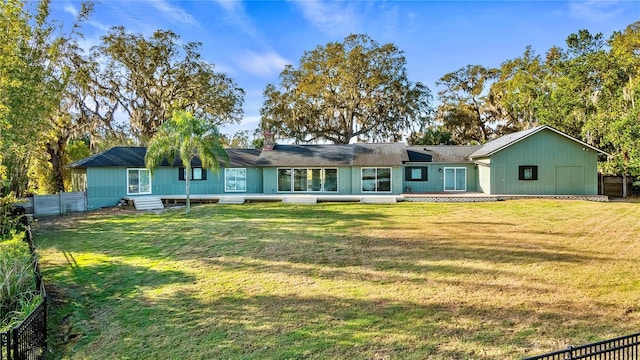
[132,196,164,210]
[360,196,397,204]
[282,196,317,204]
[218,197,246,204]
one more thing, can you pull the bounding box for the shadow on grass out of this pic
[33,202,638,358]
[71,285,625,359]
[41,257,195,357]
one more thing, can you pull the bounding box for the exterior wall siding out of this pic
[403,163,478,193]
[86,167,128,209]
[86,166,264,209]
[489,130,599,195]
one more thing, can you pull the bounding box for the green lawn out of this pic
[34,200,640,359]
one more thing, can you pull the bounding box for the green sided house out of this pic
[402,126,607,195]
[70,147,263,209]
[69,125,608,209]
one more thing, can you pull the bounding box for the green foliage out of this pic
[442,21,640,179]
[0,232,39,331]
[408,126,456,145]
[0,0,93,195]
[0,193,24,236]
[261,34,433,144]
[492,46,544,132]
[95,27,244,143]
[146,110,228,213]
[436,65,500,144]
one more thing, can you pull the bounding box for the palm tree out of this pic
[145,110,228,214]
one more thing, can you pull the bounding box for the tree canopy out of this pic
[0,0,91,195]
[94,27,245,143]
[260,34,433,144]
[429,22,640,183]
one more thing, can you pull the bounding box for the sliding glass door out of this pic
[444,167,466,191]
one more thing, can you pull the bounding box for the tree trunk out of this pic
[46,137,68,193]
[185,164,191,214]
[623,173,628,198]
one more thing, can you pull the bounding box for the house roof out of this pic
[469,125,609,159]
[68,147,262,168]
[406,145,481,163]
[69,147,148,168]
[69,126,608,170]
[254,143,408,167]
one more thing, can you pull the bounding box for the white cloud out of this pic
[220,115,261,135]
[236,50,290,77]
[63,4,78,17]
[213,0,243,13]
[212,0,262,41]
[569,0,624,22]
[290,0,358,35]
[149,0,200,27]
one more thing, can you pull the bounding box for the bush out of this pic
[1,194,28,236]
[0,232,39,331]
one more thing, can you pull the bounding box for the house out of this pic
[69,126,608,209]
[403,126,607,195]
[69,147,262,209]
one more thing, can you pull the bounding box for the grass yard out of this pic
[34,200,640,359]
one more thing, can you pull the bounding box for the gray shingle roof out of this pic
[68,147,262,168]
[469,126,543,159]
[469,125,609,158]
[68,147,148,168]
[406,145,481,163]
[255,143,408,167]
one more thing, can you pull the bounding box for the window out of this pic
[127,168,151,195]
[225,168,247,192]
[179,167,207,181]
[277,168,338,192]
[362,167,392,192]
[405,166,428,181]
[519,165,538,180]
[324,169,338,192]
[278,169,292,192]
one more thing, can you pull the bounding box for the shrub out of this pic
[0,232,39,331]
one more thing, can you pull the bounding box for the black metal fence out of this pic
[1,228,47,360]
[524,332,640,360]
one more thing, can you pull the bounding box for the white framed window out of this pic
[127,168,151,195]
[444,167,466,191]
[361,167,392,192]
[225,168,247,192]
[277,168,338,192]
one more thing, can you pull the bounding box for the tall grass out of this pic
[0,232,40,331]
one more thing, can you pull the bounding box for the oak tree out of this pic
[260,34,433,144]
[95,27,244,143]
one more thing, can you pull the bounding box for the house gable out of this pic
[485,128,600,195]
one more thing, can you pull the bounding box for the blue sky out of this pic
[51,0,640,137]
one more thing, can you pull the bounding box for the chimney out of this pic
[263,131,275,151]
